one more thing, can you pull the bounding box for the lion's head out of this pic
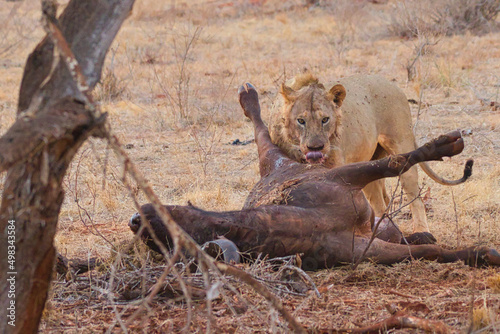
[279,74,346,164]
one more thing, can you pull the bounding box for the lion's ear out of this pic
[328,84,346,107]
[280,83,296,102]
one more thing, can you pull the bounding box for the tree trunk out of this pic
[0,1,135,333]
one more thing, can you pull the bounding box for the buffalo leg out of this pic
[301,231,500,268]
[349,237,500,267]
[328,131,473,189]
[238,83,297,177]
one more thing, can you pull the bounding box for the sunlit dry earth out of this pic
[1,0,499,332]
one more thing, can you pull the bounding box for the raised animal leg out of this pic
[328,131,473,191]
[238,83,296,177]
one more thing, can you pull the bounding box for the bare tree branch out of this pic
[332,310,450,334]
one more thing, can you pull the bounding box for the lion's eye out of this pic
[297,118,306,125]
[322,117,330,124]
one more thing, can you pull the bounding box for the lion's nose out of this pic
[129,212,141,233]
[307,144,324,151]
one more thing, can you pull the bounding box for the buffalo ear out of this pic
[280,83,297,102]
[328,84,346,107]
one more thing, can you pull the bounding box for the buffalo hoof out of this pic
[238,83,261,120]
[401,232,437,245]
[466,247,500,267]
[373,217,402,244]
[422,130,464,160]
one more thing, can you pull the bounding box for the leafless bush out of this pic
[405,38,439,82]
[94,48,128,102]
[94,69,127,102]
[390,0,500,39]
[172,26,202,120]
[435,0,500,34]
[153,26,203,124]
[324,0,367,64]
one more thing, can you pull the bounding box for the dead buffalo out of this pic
[129,83,500,270]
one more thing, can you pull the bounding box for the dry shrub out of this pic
[390,0,500,39]
[94,69,127,102]
[389,1,443,39]
[434,0,500,35]
[323,0,367,63]
[150,25,203,125]
[472,306,496,331]
[487,273,500,293]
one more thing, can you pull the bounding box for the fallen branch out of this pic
[329,311,451,334]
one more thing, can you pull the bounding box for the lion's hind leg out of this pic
[377,133,431,237]
[362,180,389,218]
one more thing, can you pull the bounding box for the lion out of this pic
[269,73,469,239]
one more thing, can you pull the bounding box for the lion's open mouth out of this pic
[305,151,324,163]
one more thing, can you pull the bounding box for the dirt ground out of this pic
[0,0,499,332]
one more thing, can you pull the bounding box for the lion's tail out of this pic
[417,142,474,185]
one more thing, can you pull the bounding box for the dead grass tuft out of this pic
[472,305,494,331]
[94,69,128,102]
[487,273,500,293]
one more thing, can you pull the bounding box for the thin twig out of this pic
[282,265,321,297]
[346,177,402,274]
[118,171,194,333]
[451,189,460,248]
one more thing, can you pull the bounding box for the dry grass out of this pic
[1,0,499,332]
